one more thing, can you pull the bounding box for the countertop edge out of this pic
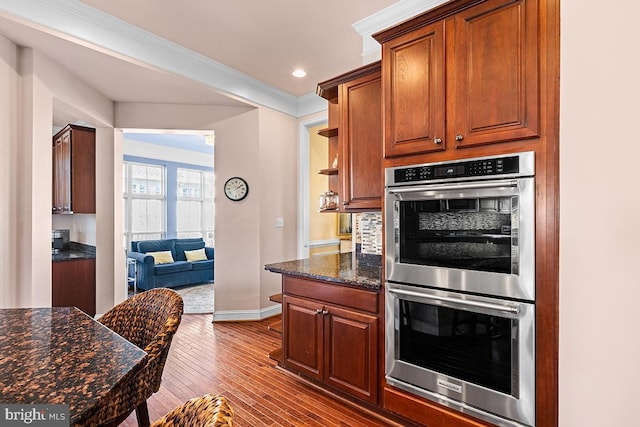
[265,253,382,290]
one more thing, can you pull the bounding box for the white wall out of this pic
[258,107,299,310]
[213,110,262,316]
[209,107,298,319]
[0,44,118,310]
[559,1,640,425]
[0,34,20,307]
[0,35,294,318]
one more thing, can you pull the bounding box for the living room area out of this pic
[123,131,215,314]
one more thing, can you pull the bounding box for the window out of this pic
[123,162,166,247]
[177,168,214,246]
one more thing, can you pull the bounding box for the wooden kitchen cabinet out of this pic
[376,0,539,159]
[52,259,96,317]
[339,69,382,210]
[317,61,382,212]
[282,276,379,404]
[52,124,96,214]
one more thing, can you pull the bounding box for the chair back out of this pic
[150,394,234,427]
[80,288,183,426]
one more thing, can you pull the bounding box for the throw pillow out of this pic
[185,248,207,262]
[147,251,174,264]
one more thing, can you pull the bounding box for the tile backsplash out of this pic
[355,212,382,255]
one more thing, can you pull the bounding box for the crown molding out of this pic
[352,0,449,60]
[0,0,449,118]
[296,92,328,118]
[0,0,312,116]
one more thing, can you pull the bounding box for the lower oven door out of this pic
[386,283,535,427]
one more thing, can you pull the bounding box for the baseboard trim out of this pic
[212,303,282,322]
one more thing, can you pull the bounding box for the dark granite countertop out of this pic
[0,307,146,425]
[52,242,96,262]
[264,252,382,290]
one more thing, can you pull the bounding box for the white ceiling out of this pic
[0,0,409,123]
[78,0,397,97]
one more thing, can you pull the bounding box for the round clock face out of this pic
[224,177,249,201]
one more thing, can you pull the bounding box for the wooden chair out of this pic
[80,288,184,427]
[150,394,234,427]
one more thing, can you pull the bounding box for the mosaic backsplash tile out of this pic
[358,212,382,255]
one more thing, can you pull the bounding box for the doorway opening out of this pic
[123,130,215,314]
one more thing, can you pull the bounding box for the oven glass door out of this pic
[400,298,514,393]
[398,195,516,274]
[386,284,535,427]
[385,177,535,300]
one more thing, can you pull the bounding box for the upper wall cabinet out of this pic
[375,0,539,159]
[52,124,96,214]
[339,69,382,211]
[317,61,382,212]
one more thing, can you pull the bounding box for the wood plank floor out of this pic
[120,314,400,427]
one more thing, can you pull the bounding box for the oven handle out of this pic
[388,288,521,315]
[387,179,519,194]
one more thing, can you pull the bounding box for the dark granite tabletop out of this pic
[0,307,146,425]
[264,252,382,290]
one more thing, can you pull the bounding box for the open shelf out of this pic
[318,127,338,138]
[269,293,282,303]
[268,319,282,335]
[269,347,282,363]
[318,168,338,176]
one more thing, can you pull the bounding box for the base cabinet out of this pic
[323,303,378,403]
[52,259,96,317]
[282,277,379,405]
[384,386,492,427]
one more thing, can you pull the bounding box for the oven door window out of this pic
[398,196,518,274]
[398,299,515,395]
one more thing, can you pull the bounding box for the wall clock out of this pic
[224,176,249,201]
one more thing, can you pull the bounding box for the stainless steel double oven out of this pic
[385,152,536,427]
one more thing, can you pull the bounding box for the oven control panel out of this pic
[391,155,522,184]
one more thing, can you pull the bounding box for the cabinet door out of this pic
[52,134,69,212]
[323,304,378,404]
[449,0,539,148]
[282,295,324,381]
[69,128,96,214]
[383,20,445,158]
[339,72,382,211]
[52,140,58,212]
[52,259,96,317]
[60,131,71,212]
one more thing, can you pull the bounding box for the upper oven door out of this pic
[385,177,535,301]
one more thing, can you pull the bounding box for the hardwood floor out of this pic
[120,314,399,427]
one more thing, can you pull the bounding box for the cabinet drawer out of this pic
[283,275,378,314]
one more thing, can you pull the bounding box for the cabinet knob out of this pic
[315,309,322,314]
[342,201,349,206]
[434,138,442,145]
[455,134,464,141]
[321,310,329,316]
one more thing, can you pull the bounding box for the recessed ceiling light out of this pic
[292,69,307,78]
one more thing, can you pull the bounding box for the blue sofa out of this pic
[128,238,214,291]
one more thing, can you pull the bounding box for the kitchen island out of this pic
[265,252,382,406]
[264,252,381,289]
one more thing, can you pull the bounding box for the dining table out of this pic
[0,306,147,426]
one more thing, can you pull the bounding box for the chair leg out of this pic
[135,401,150,427]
